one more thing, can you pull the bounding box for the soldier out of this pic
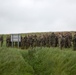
[64,33,70,48]
[26,35,30,49]
[55,35,58,47]
[37,35,42,47]
[67,32,72,47]
[24,35,28,48]
[60,35,65,49]
[49,34,52,47]
[33,35,37,47]
[6,36,11,47]
[39,35,44,47]
[46,34,50,47]
[42,34,47,47]
[50,32,56,47]
[29,35,34,48]
[58,33,62,48]
[21,37,25,49]
[19,36,22,47]
[0,35,3,47]
[73,32,76,50]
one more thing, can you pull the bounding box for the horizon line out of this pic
[0,30,76,35]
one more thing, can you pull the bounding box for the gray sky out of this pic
[0,0,76,34]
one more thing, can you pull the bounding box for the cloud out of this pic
[0,0,76,34]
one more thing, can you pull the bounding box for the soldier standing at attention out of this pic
[73,32,76,50]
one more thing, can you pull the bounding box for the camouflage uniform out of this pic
[73,33,76,50]
[26,35,30,49]
[58,33,62,48]
[21,37,25,49]
[65,33,70,48]
[60,35,65,49]
[68,33,72,47]
[6,36,11,47]
[46,35,50,47]
[42,35,47,47]
[33,35,37,47]
[40,36,44,47]
[28,35,34,47]
[50,32,56,47]
[36,36,40,47]
[24,36,28,49]
[0,35,3,47]
[55,35,58,47]
[49,34,52,47]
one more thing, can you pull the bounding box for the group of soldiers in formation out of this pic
[5,32,76,50]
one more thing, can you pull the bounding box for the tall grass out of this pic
[21,47,76,75]
[0,47,34,75]
[0,47,76,75]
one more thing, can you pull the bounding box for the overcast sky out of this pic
[0,0,76,34]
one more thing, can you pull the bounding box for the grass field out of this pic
[0,32,76,75]
[0,46,76,75]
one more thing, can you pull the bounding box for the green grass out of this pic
[0,47,76,75]
[0,47,34,75]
